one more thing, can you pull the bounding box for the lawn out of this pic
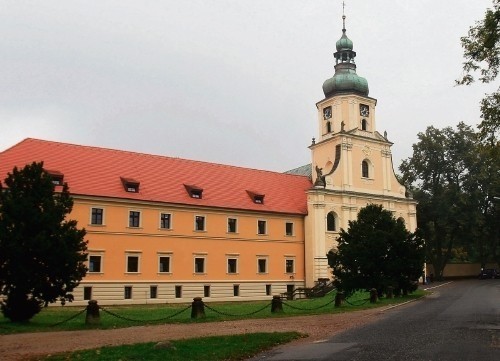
[0,290,426,335]
[32,332,304,361]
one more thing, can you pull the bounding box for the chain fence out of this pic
[281,296,335,311]
[49,307,87,327]
[203,301,271,317]
[343,297,370,306]
[99,304,192,323]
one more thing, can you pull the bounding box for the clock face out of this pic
[360,105,369,117]
[323,106,332,120]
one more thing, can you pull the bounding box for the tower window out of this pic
[362,160,369,178]
[327,212,337,232]
[326,121,332,133]
[361,119,368,131]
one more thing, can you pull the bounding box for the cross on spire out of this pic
[342,1,346,31]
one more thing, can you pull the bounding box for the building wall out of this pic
[70,196,305,305]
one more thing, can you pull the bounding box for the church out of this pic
[0,15,416,305]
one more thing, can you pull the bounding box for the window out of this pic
[327,212,337,232]
[121,177,140,193]
[285,259,295,274]
[204,285,211,297]
[266,284,272,296]
[194,257,205,273]
[150,286,158,299]
[227,258,238,274]
[129,211,140,228]
[158,256,171,273]
[285,222,294,236]
[362,160,369,178]
[91,208,104,225]
[124,286,132,299]
[247,190,265,204]
[184,184,203,199]
[361,118,368,131]
[88,255,102,273]
[257,220,267,235]
[233,284,240,297]
[257,258,267,274]
[83,286,92,300]
[126,255,139,273]
[195,215,206,231]
[160,213,171,229]
[175,285,182,298]
[326,121,332,133]
[227,218,237,233]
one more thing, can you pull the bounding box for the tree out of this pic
[400,123,500,277]
[0,162,88,322]
[327,204,424,297]
[458,0,500,141]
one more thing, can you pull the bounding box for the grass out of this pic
[0,290,427,335]
[32,332,304,361]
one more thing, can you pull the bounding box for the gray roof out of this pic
[284,163,312,178]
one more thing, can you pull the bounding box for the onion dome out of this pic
[322,15,369,98]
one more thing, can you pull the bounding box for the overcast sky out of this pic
[0,0,496,172]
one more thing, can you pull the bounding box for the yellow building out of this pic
[303,15,417,287]
[0,16,416,305]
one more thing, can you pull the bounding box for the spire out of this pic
[322,7,369,98]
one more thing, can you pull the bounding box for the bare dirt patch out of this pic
[0,308,385,360]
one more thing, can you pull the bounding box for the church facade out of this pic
[0,16,416,305]
[303,15,417,286]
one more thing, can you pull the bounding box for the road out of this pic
[251,280,500,360]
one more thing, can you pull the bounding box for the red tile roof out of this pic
[0,139,312,215]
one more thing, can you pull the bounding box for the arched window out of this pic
[326,212,336,232]
[326,121,332,133]
[362,160,369,178]
[361,119,367,131]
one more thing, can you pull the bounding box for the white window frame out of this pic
[227,217,238,233]
[257,219,267,235]
[88,254,103,273]
[194,214,206,231]
[89,207,105,226]
[285,257,296,274]
[158,253,172,274]
[257,256,268,274]
[194,255,207,274]
[226,255,239,275]
[125,252,141,273]
[159,212,173,230]
[128,210,142,228]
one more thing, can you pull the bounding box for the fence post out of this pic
[271,295,283,313]
[369,288,378,303]
[85,300,100,325]
[191,297,205,319]
[386,286,394,299]
[334,291,344,307]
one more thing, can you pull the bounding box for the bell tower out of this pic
[304,12,417,287]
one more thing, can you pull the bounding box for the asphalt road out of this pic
[251,279,500,360]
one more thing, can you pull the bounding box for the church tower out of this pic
[304,13,417,286]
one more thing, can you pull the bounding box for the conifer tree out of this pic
[0,162,87,322]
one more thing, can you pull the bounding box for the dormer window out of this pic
[46,170,64,186]
[247,190,265,204]
[184,184,203,199]
[121,177,140,193]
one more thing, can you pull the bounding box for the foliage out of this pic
[327,204,424,297]
[458,0,500,140]
[400,124,500,277]
[39,332,303,361]
[0,162,88,322]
